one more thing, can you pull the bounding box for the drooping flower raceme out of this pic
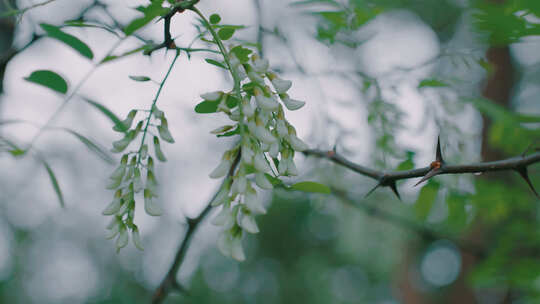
[198,48,308,261]
[104,105,173,252]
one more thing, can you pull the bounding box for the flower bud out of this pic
[238,212,259,234]
[255,172,273,190]
[280,93,305,111]
[144,189,163,216]
[132,227,144,251]
[200,91,223,101]
[153,136,167,162]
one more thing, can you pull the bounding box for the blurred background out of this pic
[0,0,539,303]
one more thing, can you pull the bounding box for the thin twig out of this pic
[151,151,241,304]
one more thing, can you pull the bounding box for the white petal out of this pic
[211,186,229,207]
[248,70,264,84]
[211,206,232,226]
[253,58,269,74]
[287,158,299,176]
[255,172,273,190]
[239,213,259,233]
[144,196,163,216]
[232,175,247,194]
[276,120,288,138]
[218,232,233,257]
[271,78,292,94]
[109,164,126,180]
[132,228,144,251]
[200,91,222,101]
[281,95,305,111]
[255,126,277,144]
[102,197,122,215]
[254,153,271,173]
[230,235,246,261]
[269,142,280,158]
[116,228,129,251]
[244,189,266,214]
[242,98,255,117]
[105,223,119,239]
[241,144,254,164]
[288,135,309,152]
[255,94,279,111]
[210,159,232,179]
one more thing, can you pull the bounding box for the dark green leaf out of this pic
[195,100,219,114]
[40,23,94,59]
[25,70,68,94]
[124,3,168,36]
[225,95,239,108]
[83,98,128,133]
[129,75,151,82]
[218,28,235,40]
[290,181,331,194]
[265,173,283,186]
[418,79,448,88]
[42,160,65,208]
[230,45,252,63]
[216,127,240,137]
[205,58,227,69]
[209,14,221,24]
[61,128,114,163]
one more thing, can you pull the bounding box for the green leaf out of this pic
[209,14,221,24]
[205,58,227,69]
[83,98,128,133]
[265,173,283,186]
[218,27,235,40]
[216,126,240,137]
[225,95,239,108]
[25,70,68,94]
[195,100,219,114]
[100,46,146,64]
[61,128,114,163]
[397,151,415,171]
[414,181,440,220]
[230,45,252,63]
[129,75,151,82]
[418,79,448,88]
[40,23,94,59]
[42,160,65,208]
[124,3,168,36]
[290,181,331,194]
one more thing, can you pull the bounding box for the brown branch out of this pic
[151,150,241,304]
[304,147,540,198]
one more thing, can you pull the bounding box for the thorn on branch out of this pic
[365,176,401,200]
[415,135,445,187]
[515,167,539,198]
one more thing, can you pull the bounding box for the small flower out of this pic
[210,154,232,179]
[268,72,292,94]
[254,152,271,173]
[244,187,266,214]
[132,227,144,251]
[242,97,255,117]
[113,110,137,132]
[254,87,278,111]
[269,142,280,158]
[286,158,299,176]
[153,136,167,162]
[280,93,305,111]
[276,120,288,138]
[105,223,119,239]
[241,143,254,164]
[158,118,174,143]
[140,144,148,159]
[251,54,269,74]
[238,212,259,233]
[231,174,248,194]
[201,91,223,101]
[211,206,235,230]
[230,234,246,261]
[109,164,126,180]
[288,135,309,152]
[116,226,129,252]
[146,170,158,193]
[229,108,241,121]
[211,183,230,207]
[245,64,264,83]
[255,172,273,190]
[144,189,163,216]
[111,133,133,153]
[133,168,143,193]
[102,195,122,215]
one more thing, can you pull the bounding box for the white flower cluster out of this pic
[201,50,308,261]
[104,106,173,252]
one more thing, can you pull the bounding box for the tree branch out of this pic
[151,150,241,304]
[304,147,540,198]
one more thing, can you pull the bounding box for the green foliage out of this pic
[40,23,94,59]
[83,98,129,133]
[414,181,440,221]
[290,181,331,194]
[42,159,65,208]
[24,70,68,94]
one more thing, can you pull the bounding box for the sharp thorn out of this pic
[414,169,440,187]
[516,167,539,198]
[365,182,381,198]
[436,135,444,163]
[389,181,401,200]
